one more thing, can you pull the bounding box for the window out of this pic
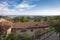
[21,29,27,32]
[31,29,33,32]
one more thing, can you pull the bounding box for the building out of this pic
[12,21,49,36]
[1,18,58,37]
[0,18,13,36]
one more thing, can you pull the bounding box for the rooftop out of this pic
[13,21,49,29]
[0,18,13,26]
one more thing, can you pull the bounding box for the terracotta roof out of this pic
[0,18,13,31]
[13,21,49,29]
[0,18,13,26]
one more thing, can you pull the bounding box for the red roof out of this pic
[13,21,49,29]
[0,18,13,31]
[0,18,13,26]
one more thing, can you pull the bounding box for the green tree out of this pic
[44,16,52,22]
[21,17,28,22]
[6,32,33,40]
[16,17,21,22]
[6,33,19,40]
[12,17,21,22]
[21,32,32,40]
[34,18,41,22]
[50,21,60,37]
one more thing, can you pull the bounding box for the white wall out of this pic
[13,28,43,36]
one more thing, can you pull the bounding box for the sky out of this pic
[0,0,60,16]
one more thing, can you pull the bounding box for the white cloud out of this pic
[16,3,35,9]
[17,3,30,8]
[0,1,60,16]
[20,8,60,16]
[0,8,60,16]
[0,0,36,12]
[0,2,11,11]
[15,4,36,11]
[15,1,36,11]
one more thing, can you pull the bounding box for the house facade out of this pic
[0,18,60,37]
[12,21,49,36]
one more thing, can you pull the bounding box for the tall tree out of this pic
[34,18,41,22]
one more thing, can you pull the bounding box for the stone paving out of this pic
[46,33,60,40]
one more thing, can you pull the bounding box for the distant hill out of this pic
[0,15,45,19]
[0,15,8,18]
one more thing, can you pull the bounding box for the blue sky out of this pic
[0,0,60,16]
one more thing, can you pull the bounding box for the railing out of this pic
[41,31,54,40]
[35,30,55,40]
